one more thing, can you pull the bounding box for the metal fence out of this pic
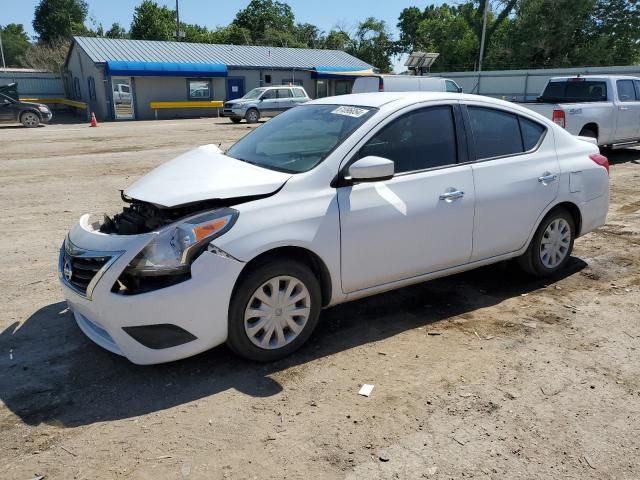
[431,65,640,101]
[0,69,64,98]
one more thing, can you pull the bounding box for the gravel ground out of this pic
[0,117,639,480]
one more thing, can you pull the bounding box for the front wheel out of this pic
[227,260,321,362]
[245,109,259,124]
[21,111,41,128]
[518,208,575,277]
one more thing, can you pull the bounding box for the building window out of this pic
[264,74,272,84]
[282,79,303,87]
[73,77,81,99]
[335,80,352,95]
[88,77,96,100]
[188,79,211,100]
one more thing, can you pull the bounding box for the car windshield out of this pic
[242,88,266,100]
[226,104,377,173]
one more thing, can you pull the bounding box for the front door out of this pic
[0,96,15,120]
[259,89,278,116]
[614,79,640,141]
[112,77,134,120]
[464,104,560,260]
[338,104,475,293]
[227,77,245,101]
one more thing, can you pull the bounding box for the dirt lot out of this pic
[0,117,639,480]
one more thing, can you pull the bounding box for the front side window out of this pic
[617,80,636,102]
[277,88,292,99]
[188,79,211,100]
[226,104,376,173]
[261,89,276,100]
[292,88,306,98]
[468,106,523,160]
[359,105,458,173]
[446,80,460,92]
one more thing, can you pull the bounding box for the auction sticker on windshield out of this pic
[331,106,370,118]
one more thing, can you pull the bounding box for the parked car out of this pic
[0,90,52,128]
[352,75,462,94]
[223,86,310,123]
[112,82,132,104]
[521,75,640,147]
[59,92,609,365]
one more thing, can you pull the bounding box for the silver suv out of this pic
[224,86,310,123]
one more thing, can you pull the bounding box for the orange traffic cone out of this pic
[90,112,98,127]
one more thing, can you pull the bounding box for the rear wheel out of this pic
[21,111,41,128]
[227,260,321,362]
[518,208,575,277]
[579,127,597,140]
[245,109,259,124]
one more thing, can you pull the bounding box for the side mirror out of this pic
[457,86,463,93]
[348,156,394,182]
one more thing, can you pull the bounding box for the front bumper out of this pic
[58,215,244,365]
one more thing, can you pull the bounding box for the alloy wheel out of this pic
[22,112,39,127]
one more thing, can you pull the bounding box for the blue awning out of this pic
[312,65,375,79]
[106,61,228,77]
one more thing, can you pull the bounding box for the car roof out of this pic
[550,75,640,81]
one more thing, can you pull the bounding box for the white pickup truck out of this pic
[521,75,640,148]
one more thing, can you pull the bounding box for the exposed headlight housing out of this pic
[125,208,238,276]
[38,105,50,113]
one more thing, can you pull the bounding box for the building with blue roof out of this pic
[64,36,375,121]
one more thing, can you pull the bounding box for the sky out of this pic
[2,0,446,72]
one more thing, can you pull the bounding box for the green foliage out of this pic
[130,0,176,41]
[232,0,295,45]
[33,0,89,44]
[345,17,395,73]
[105,23,128,39]
[0,24,31,67]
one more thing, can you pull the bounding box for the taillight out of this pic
[378,78,384,92]
[552,109,566,128]
[589,153,609,175]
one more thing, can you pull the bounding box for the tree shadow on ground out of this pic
[0,259,585,428]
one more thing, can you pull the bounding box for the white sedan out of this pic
[59,92,609,364]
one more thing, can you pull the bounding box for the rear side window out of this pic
[541,80,607,102]
[359,105,457,173]
[617,80,637,102]
[519,117,546,150]
[277,88,292,99]
[468,107,523,159]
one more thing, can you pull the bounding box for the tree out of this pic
[130,0,176,41]
[589,0,640,65]
[232,0,296,45]
[346,17,395,73]
[397,6,424,53]
[324,29,350,50]
[0,24,31,67]
[19,39,70,72]
[105,22,127,39]
[33,0,88,44]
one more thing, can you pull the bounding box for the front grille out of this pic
[63,253,111,295]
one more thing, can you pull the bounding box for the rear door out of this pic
[464,103,559,261]
[615,79,640,141]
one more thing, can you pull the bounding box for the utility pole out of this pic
[0,28,6,70]
[175,0,181,41]
[478,0,489,72]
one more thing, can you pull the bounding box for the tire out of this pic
[245,109,259,124]
[227,260,321,362]
[230,117,242,124]
[518,208,575,277]
[21,111,41,128]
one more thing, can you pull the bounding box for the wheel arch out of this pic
[233,246,333,307]
[527,201,583,250]
[579,122,599,139]
[20,109,42,121]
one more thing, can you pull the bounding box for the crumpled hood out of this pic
[124,144,292,208]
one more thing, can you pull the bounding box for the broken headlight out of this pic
[125,208,238,276]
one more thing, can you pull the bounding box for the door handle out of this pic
[620,106,629,111]
[538,173,558,183]
[439,190,465,201]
